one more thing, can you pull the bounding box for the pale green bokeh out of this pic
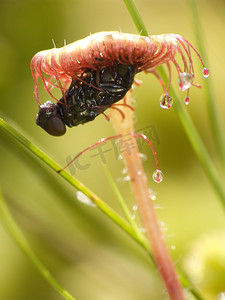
[0,0,225,299]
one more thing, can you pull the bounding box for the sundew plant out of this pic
[0,0,225,300]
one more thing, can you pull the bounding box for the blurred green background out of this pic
[0,0,225,299]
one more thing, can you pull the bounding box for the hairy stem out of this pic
[110,92,184,300]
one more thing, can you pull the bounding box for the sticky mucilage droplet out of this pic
[183,96,190,105]
[202,67,209,78]
[178,72,194,91]
[152,169,163,183]
[159,94,173,109]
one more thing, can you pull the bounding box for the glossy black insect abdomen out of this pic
[58,64,136,127]
[36,64,136,136]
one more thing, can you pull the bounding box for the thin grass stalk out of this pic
[187,0,225,169]
[0,189,76,300]
[123,0,148,35]
[160,76,225,209]
[103,164,150,252]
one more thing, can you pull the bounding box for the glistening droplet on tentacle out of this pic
[183,96,190,105]
[202,67,210,78]
[152,169,164,183]
[178,72,194,91]
[159,94,173,109]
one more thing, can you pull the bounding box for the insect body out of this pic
[36,64,136,135]
[31,31,209,135]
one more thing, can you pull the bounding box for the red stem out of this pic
[110,92,184,300]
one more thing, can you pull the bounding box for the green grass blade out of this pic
[0,118,146,249]
[0,189,76,300]
[102,164,150,252]
[123,0,148,36]
[122,0,225,210]
[160,72,225,209]
[188,0,225,168]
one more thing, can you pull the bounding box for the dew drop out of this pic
[149,188,157,201]
[202,67,209,78]
[151,195,157,201]
[131,204,138,219]
[133,204,138,211]
[178,72,194,91]
[138,153,147,160]
[76,191,96,207]
[183,96,190,105]
[123,175,131,182]
[116,175,131,183]
[152,169,163,183]
[159,94,173,109]
[122,167,127,175]
[160,221,168,232]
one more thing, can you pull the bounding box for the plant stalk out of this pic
[0,189,76,300]
[110,92,184,300]
[123,0,148,35]
[188,0,225,169]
